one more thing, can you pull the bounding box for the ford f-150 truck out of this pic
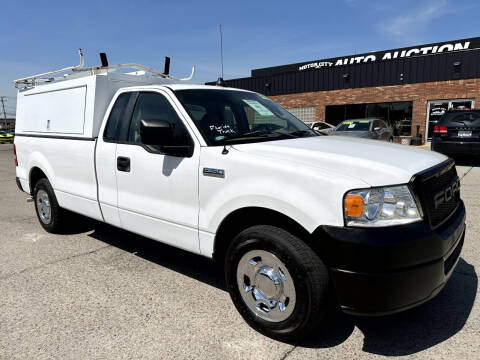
[13,54,465,341]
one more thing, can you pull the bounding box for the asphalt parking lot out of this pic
[0,143,479,359]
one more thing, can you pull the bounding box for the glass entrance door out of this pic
[426,99,474,140]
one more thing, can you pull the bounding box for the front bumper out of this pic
[316,201,466,316]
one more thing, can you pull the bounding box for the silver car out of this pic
[332,118,393,142]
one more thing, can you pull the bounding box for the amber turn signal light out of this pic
[345,194,364,217]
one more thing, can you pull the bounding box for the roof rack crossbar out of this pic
[13,49,195,88]
[14,49,85,87]
[71,62,195,81]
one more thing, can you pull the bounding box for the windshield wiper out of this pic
[217,129,313,143]
[287,130,313,137]
[218,131,271,142]
[241,130,271,137]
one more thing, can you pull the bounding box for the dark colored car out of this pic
[332,118,393,141]
[431,110,480,156]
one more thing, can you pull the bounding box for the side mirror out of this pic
[373,126,382,132]
[140,119,173,145]
[140,119,193,157]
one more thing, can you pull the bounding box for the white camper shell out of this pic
[16,72,184,139]
[14,48,194,138]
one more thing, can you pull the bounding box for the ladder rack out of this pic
[14,49,195,89]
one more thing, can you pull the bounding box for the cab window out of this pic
[128,92,191,152]
[104,92,132,141]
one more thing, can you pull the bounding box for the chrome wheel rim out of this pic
[36,189,51,224]
[236,249,296,322]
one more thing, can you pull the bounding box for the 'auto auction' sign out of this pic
[251,37,480,77]
[298,41,471,71]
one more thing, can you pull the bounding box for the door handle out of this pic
[117,156,130,172]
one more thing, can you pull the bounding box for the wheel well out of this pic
[29,167,47,194]
[213,207,313,265]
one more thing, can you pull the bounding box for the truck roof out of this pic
[152,83,253,92]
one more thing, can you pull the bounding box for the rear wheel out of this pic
[33,178,66,233]
[225,225,330,341]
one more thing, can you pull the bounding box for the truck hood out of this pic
[232,136,447,186]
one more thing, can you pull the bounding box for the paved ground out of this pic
[0,143,479,359]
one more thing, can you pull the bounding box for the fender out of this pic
[27,150,57,192]
[201,190,344,236]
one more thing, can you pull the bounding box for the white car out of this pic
[13,56,465,341]
[311,121,335,135]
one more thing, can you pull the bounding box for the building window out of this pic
[425,99,474,139]
[325,101,413,136]
[366,103,389,120]
[325,105,345,126]
[346,104,367,120]
[286,106,316,125]
[389,102,412,136]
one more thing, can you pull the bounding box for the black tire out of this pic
[389,137,393,142]
[33,178,66,233]
[225,225,330,341]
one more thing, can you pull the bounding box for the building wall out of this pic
[270,79,480,142]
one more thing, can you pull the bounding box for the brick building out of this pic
[209,37,480,143]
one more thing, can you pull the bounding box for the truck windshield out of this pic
[174,89,316,145]
[336,121,371,131]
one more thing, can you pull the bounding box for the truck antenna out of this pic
[219,24,224,79]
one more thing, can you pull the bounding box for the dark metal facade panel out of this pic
[206,49,480,96]
[250,36,480,77]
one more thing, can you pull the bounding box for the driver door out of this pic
[115,91,200,254]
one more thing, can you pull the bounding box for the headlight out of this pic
[344,185,422,227]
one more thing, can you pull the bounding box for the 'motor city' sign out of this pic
[298,41,471,71]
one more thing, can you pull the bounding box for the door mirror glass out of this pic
[374,126,382,132]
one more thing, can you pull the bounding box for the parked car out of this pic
[0,131,14,143]
[311,121,335,135]
[332,118,393,141]
[13,54,465,341]
[431,109,480,157]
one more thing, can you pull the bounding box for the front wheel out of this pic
[225,225,330,341]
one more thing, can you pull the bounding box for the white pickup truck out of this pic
[14,56,465,341]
